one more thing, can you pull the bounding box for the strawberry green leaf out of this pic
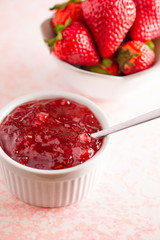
[50,0,82,11]
[101,59,112,67]
[64,18,72,28]
[84,65,111,75]
[146,41,155,51]
[132,53,139,57]
[45,38,57,47]
[44,32,63,49]
[50,2,68,10]
[55,23,66,33]
[54,19,72,33]
[127,62,135,67]
[70,0,82,2]
[117,48,138,72]
[56,32,63,41]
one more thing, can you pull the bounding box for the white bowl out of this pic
[0,91,109,207]
[41,19,160,100]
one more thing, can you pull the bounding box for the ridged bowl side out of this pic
[1,163,99,207]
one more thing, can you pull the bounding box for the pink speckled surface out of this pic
[0,1,160,239]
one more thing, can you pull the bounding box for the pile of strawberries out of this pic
[46,0,160,76]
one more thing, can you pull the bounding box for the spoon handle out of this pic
[91,108,160,138]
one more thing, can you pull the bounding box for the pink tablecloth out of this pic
[0,1,160,239]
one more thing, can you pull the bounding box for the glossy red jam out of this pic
[0,98,103,170]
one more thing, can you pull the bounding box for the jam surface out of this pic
[0,98,103,170]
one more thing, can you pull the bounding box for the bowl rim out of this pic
[0,91,109,175]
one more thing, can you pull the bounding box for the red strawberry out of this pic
[50,0,84,28]
[82,0,136,58]
[84,58,119,76]
[130,0,160,41]
[45,20,100,66]
[117,40,155,75]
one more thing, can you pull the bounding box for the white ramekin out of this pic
[41,19,160,100]
[0,91,109,207]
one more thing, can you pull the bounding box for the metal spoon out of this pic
[91,108,160,138]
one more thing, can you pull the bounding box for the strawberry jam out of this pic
[0,98,103,170]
